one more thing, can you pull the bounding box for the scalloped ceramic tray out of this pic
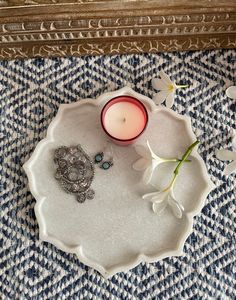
[23,87,214,278]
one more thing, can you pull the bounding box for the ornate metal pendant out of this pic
[54,145,95,203]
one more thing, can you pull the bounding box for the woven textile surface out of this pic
[0,50,235,299]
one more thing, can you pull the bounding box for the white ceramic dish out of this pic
[23,87,214,278]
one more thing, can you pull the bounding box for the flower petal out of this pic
[226,86,236,99]
[152,201,167,215]
[142,165,155,184]
[165,92,175,108]
[146,140,155,157]
[232,135,236,150]
[152,78,168,91]
[146,141,163,163]
[143,190,165,201]
[151,193,168,204]
[223,160,236,175]
[132,158,149,171]
[216,149,236,161]
[159,70,173,86]
[134,144,150,159]
[168,193,184,218]
[142,191,160,201]
[153,91,169,105]
[143,190,168,204]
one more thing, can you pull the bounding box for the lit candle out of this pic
[101,96,148,145]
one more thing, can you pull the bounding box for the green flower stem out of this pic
[164,159,191,163]
[174,140,199,176]
[164,140,199,191]
[164,175,177,192]
[176,84,189,89]
[177,159,191,163]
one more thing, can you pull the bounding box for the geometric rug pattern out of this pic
[0,49,235,299]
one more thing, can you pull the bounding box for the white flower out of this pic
[133,141,165,184]
[152,70,188,108]
[216,134,236,175]
[143,188,184,218]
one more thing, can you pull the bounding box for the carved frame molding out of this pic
[0,1,236,59]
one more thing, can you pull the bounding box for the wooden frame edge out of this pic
[0,1,236,60]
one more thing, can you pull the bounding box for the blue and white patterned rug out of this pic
[0,49,235,299]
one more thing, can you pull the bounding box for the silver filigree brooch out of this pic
[54,145,95,203]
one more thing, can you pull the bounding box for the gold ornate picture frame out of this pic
[0,0,236,60]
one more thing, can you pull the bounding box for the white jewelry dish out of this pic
[23,87,214,278]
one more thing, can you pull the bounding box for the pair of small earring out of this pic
[94,152,113,170]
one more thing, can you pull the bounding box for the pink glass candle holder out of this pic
[101,96,148,146]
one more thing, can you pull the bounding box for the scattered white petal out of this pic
[223,160,236,175]
[216,149,236,161]
[216,138,236,175]
[226,86,236,99]
[232,135,236,150]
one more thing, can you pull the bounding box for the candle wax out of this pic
[103,102,146,140]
